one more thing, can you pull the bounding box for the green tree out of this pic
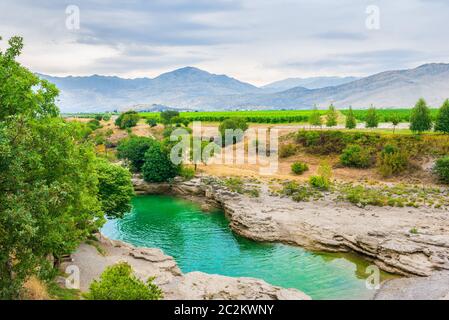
[435,99,449,134]
[308,105,322,127]
[390,114,400,134]
[0,36,59,121]
[160,110,180,125]
[365,105,379,128]
[345,106,357,129]
[218,118,248,145]
[84,262,163,300]
[142,142,179,182]
[0,36,132,299]
[115,111,140,129]
[96,159,135,219]
[117,136,157,172]
[325,104,338,127]
[147,118,158,127]
[410,98,432,134]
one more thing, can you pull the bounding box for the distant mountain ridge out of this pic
[38,63,449,112]
[262,76,360,91]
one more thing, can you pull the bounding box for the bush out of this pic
[309,162,332,190]
[377,144,409,177]
[279,143,297,158]
[180,165,195,180]
[147,118,158,127]
[84,262,163,300]
[433,156,449,184]
[160,110,180,125]
[142,142,179,183]
[224,177,244,194]
[340,145,372,168]
[115,111,140,129]
[365,106,379,128]
[117,136,156,172]
[342,186,387,207]
[218,118,248,145]
[102,114,112,122]
[291,162,309,175]
[87,119,102,131]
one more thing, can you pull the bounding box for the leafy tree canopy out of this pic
[117,136,157,172]
[435,99,449,134]
[410,98,432,133]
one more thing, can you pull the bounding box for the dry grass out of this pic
[21,277,50,300]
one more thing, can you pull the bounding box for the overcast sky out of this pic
[0,0,448,85]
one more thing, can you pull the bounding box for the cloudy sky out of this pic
[0,0,448,85]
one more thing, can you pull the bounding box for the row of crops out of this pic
[141,109,440,124]
[140,110,324,123]
[340,109,439,122]
[66,108,441,124]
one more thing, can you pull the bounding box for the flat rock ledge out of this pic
[64,237,310,300]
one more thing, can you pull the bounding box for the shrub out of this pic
[308,106,322,127]
[343,185,387,207]
[160,110,180,125]
[115,111,140,129]
[102,114,112,122]
[433,156,449,184]
[377,144,409,177]
[224,177,244,194]
[142,142,179,183]
[87,119,102,131]
[345,106,357,129]
[279,143,297,158]
[309,162,332,190]
[326,104,338,127]
[147,118,158,127]
[180,165,195,180]
[291,162,309,175]
[84,262,163,300]
[340,145,372,168]
[117,136,156,172]
[365,106,379,128]
[219,118,248,145]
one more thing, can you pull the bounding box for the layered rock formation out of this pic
[133,176,449,277]
[65,237,310,300]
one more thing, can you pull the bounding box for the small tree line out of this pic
[308,99,449,134]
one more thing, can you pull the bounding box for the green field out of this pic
[65,108,440,124]
[140,110,323,123]
[340,108,439,123]
[140,108,440,124]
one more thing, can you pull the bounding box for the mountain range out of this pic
[38,63,449,113]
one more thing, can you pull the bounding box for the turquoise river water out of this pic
[102,195,391,300]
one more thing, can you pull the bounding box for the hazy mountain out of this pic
[262,76,359,91]
[39,63,449,112]
[266,63,449,109]
[38,67,261,113]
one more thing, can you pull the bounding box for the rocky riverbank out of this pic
[64,236,310,300]
[133,175,449,299]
